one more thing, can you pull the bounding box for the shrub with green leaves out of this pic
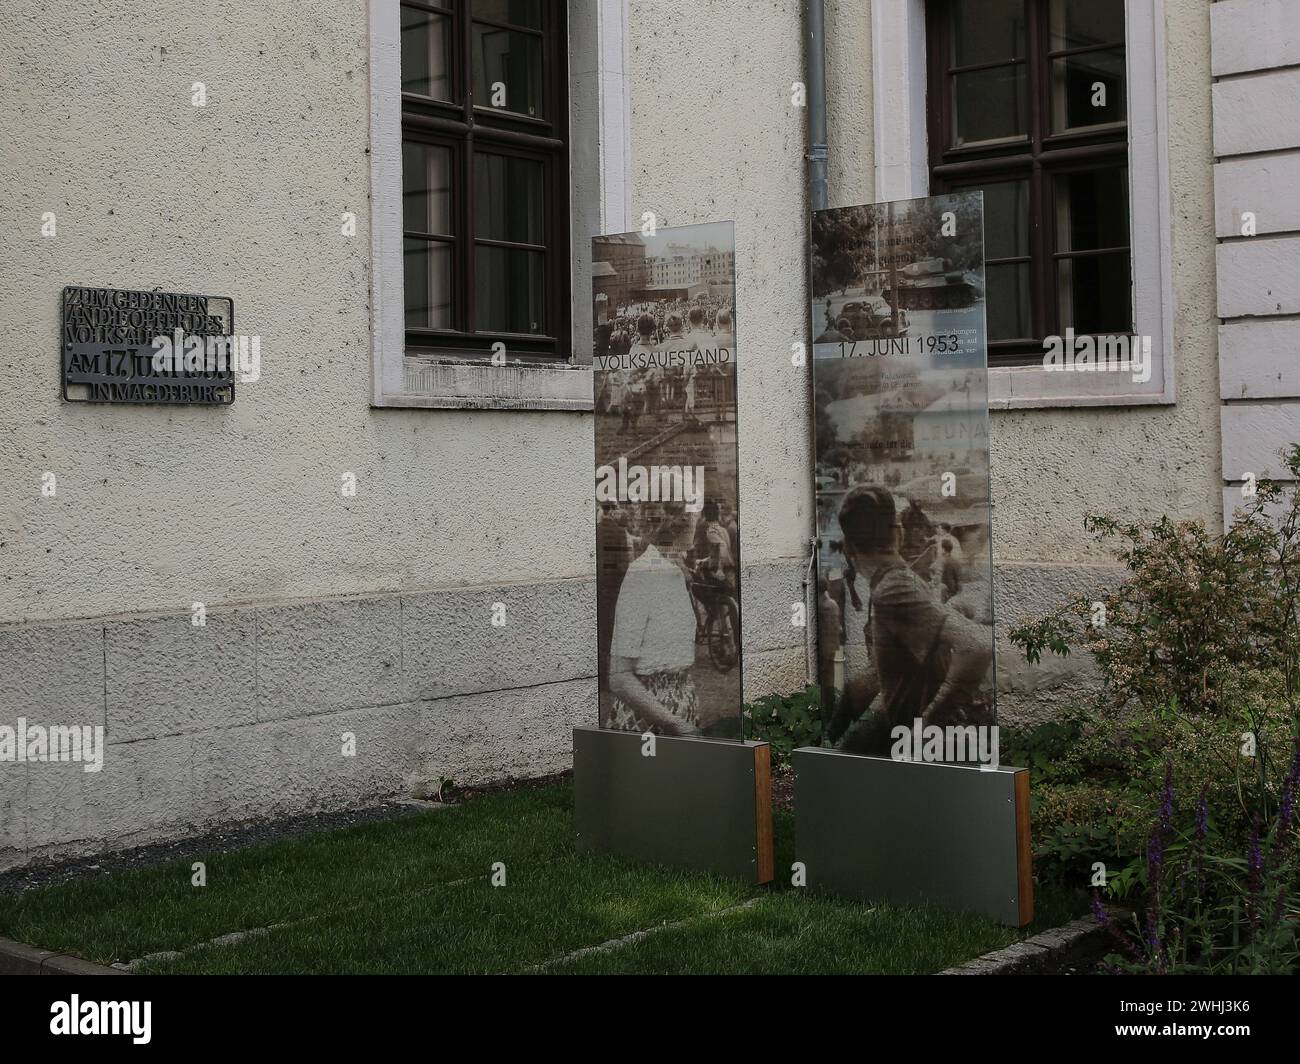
[1006,689,1296,892]
[744,685,824,765]
[1010,445,1300,837]
[1011,509,1288,720]
[1004,711,1148,886]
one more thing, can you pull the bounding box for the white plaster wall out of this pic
[0,0,1232,864]
[0,0,603,625]
[624,0,814,571]
[1,0,1224,626]
[825,0,876,209]
[620,0,874,572]
[621,0,1221,576]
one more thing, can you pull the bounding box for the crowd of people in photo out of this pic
[601,294,735,355]
[594,296,737,432]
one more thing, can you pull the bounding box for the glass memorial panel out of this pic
[591,222,743,740]
[810,193,997,765]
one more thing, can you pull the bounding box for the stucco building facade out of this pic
[1,0,1296,868]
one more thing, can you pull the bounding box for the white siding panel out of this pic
[1216,235,1300,317]
[1221,402,1300,478]
[1222,487,1292,532]
[1220,319,1300,398]
[1211,0,1300,77]
[1213,68,1300,156]
[1214,151,1300,237]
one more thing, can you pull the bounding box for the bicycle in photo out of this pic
[690,566,740,673]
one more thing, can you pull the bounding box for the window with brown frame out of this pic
[926,0,1131,364]
[400,0,570,361]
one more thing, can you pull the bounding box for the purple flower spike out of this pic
[1144,910,1163,963]
[1160,761,1174,831]
[1282,739,1300,832]
[1147,829,1165,874]
[1091,891,1109,927]
[1247,823,1264,930]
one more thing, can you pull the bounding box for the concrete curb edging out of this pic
[0,936,127,976]
[938,915,1114,975]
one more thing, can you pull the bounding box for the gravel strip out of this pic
[533,897,765,971]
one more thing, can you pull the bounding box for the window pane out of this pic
[972,180,1030,260]
[1051,48,1126,131]
[401,7,452,101]
[473,0,542,29]
[953,66,1026,145]
[476,246,545,333]
[1057,252,1131,334]
[405,239,453,329]
[952,0,1025,67]
[475,154,544,244]
[986,263,1031,341]
[403,142,452,236]
[473,24,544,117]
[1050,0,1126,51]
[1056,168,1129,252]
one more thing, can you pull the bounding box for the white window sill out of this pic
[988,363,1176,410]
[371,358,593,412]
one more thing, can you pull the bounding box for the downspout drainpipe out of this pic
[802,0,829,687]
[807,0,829,213]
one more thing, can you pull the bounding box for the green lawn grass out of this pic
[0,783,1086,974]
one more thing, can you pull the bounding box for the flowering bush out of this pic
[1093,753,1300,974]
[1003,684,1295,889]
[1008,445,1300,887]
[1011,444,1300,716]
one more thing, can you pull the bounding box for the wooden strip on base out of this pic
[753,743,774,884]
[1015,768,1035,927]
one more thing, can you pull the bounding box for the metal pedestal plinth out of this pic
[574,727,774,884]
[793,747,1033,926]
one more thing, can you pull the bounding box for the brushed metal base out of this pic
[793,747,1033,926]
[574,727,774,884]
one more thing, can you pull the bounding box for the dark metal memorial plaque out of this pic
[61,286,236,405]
